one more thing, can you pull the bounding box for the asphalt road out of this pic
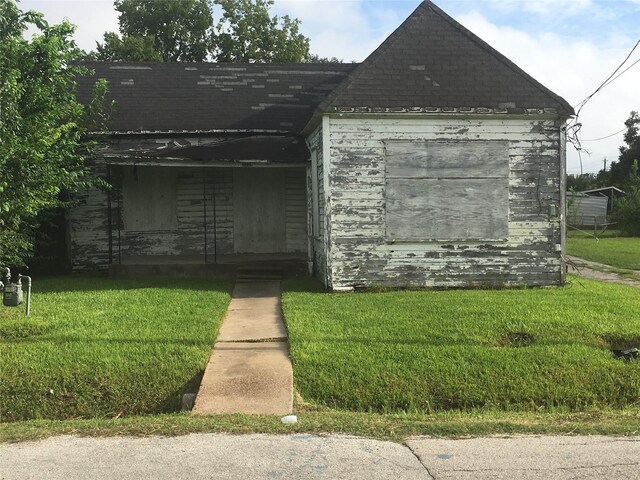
[1,433,638,479]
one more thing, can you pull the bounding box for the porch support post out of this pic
[202,168,208,265]
[106,164,113,265]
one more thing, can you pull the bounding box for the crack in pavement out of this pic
[404,443,437,480]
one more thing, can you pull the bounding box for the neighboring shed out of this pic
[70,0,574,288]
[567,192,609,227]
[580,186,625,214]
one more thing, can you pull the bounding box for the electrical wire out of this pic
[566,39,640,173]
[572,39,640,113]
[581,127,627,142]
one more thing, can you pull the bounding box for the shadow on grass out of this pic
[4,334,214,347]
[291,335,619,350]
[282,278,328,293]
[158,369,206,414]
[31,274,235,294]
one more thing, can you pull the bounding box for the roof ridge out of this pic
[318,0,574,116]
[317,1,430,113]
[425,1,574,115]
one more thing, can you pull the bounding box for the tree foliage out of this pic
[613,161,640,236]
[94,0,312,63]
[0,0,111,266]
[213,0,309,62]
[610,111,640,236]
[96,0,214,62]
[609,111,640,188]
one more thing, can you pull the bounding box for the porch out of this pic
[105,161,310,278]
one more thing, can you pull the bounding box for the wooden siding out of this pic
[306,125,327,282]
[70,161,306,269]
[285,168,307,252]
[324,116,565,288]
[68,160,111,270]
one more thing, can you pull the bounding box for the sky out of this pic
[20,0,640,175]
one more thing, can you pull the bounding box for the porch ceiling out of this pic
[108,135,310,164]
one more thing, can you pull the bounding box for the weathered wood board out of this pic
[122,166,177,231]
[233,168,286,254]
[385,141,509,241]
[70,138,308,268]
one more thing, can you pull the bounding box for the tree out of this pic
[0,0,111,267]
[213,0,309,62]
[613,160,640,236]
[93,0,311,63]
[95,0,214,62]
[95,32,163,62]
[609,111,640,188]
[610,111,640,236]
[566,173,596,192]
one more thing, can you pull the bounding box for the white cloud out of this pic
[487,0,595,16]
[455,11,640,174]
[273,0,399,61]
[22,0,118,51]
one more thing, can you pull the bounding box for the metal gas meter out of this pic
[1,267,32,315]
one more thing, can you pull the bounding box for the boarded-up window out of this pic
[122,166,177,231]
[385,141,509,241]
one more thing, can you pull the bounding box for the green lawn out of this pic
[282,277,640,414]
[1,276,232,422]
[567,230,640,270]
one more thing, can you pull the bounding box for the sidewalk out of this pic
[567,255,640,288]
[192,280,293,415]
[1,434,638,479]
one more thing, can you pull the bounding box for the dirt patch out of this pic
[499,331,536,347]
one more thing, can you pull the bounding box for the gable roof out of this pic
[77,1,573,136]
[76,62,356,134]
[318,1,574,116]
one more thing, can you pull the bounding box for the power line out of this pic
[566,38,640,174]
[601,57,640,89]
[572,39,640,112]
[581,127,627,142]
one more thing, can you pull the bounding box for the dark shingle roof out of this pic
[76,62,356,134]
[77,1,573,135]
[319,1,574,116]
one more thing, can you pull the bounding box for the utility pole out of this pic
[603,157,608,171]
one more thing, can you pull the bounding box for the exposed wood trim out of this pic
[103,156,307,168]
[322,115,332,288]
[327,113,564,121]
[560,123,567,285]
[96,129,291,136]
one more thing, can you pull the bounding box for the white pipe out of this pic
[18,275,31,316]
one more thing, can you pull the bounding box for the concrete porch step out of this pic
[236,267,283,282]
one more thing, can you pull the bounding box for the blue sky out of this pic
[22,0,640,175]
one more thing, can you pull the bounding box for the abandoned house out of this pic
[71,0,575,289]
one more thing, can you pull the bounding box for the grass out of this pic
[282,277,640,414]
[0,276,232,422]
[3,408,639,443]
[567,229,640,270]
[3,273,639,443]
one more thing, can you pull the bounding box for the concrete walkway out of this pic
[193,280,293,415]
[2,434,638,479]
[567,255,640,288]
